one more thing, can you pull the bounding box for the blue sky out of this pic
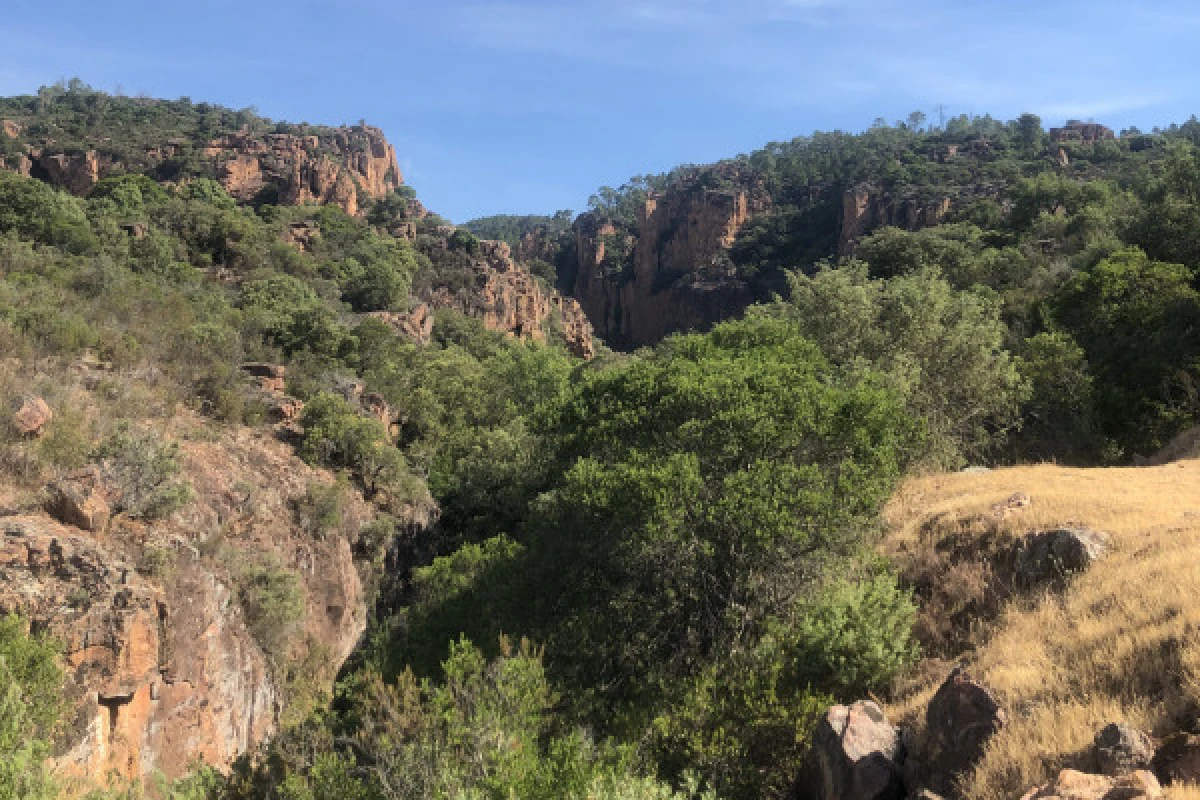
[1,1,1196,221]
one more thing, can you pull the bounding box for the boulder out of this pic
[1093,724,1154,776]
[923,668,1007,791]
[45,474,111,532]
[799,700,906,800]
[12,394,52,436]
[1151,732,1200,785]
[1015,528,1110,587]
[1019,769,1161,799]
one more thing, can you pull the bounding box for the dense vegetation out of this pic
[8,83,1200,799]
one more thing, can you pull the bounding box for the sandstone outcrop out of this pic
[240,362,288,394]
[799,700,906,800]
[5,123,402,217]
[571,165,772,349]
[204,126,402,216]
[368,303,434,345]
[1050,122,1116,144]
[45,470,111,532]
[424,240,595,358]
[0,415,392,786]
[32,150,107,195]
[0,516,276,783]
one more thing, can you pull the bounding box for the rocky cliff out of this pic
[203,127,401,216]
[2,122,402,216]
[419,239,595,358]
[570,167,772,349]
[0,409,390,786]
[837,182,954,255]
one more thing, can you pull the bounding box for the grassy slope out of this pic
[883,460,1200,798]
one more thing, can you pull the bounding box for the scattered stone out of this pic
[45,472,111,532]
[1093,723,1154,776]
[923,668,1007,791]
[1151,732,1200,785]
[11,394,52,436]
[1015,528,1111,588]
[960,466,992,475]
[798,700,906,800]
[992,492,1032,519]
[1019,768,1161,799]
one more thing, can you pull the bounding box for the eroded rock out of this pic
[799,700,906,800]
[424,239,595,358]
[45,473,111,532]
[571,164,771,349]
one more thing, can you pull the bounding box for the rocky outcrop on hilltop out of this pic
[422,240,595,358]
[2,122,402,216]
[571,166,772,349]
[204,126,402,215]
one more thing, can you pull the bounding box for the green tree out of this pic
[777,264,1025,468]
[0,615,63,800]
[1052,247,1200,457]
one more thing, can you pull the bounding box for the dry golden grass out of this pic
[883,461,1200,799]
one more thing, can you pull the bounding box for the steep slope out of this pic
[0,363,422,786]
[882,460,1200,798]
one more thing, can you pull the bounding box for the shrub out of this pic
[94,424,193,520]
[231,553,306,666]
[294,481,347,539]
[790,573,920,697]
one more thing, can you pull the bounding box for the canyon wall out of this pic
[420,239,595,358]
[570,168,772,349]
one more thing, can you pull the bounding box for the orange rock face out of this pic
[423,240,595,358]
[33,150,107,195]
[0,419,401,788]
[571,166,771,349]
[5,124,402,218]
[208,126,402,215]
[838,182,953,255]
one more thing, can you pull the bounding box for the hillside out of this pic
[882,459,1200,798]
[7,80,1200,800]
